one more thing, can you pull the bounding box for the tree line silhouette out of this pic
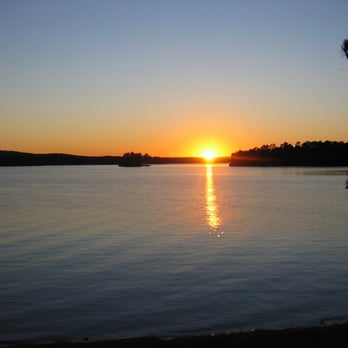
[229,141,348,166]
[118,152,229,165]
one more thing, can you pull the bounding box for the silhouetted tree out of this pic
[119,152,152,166]
[341,39,348,59]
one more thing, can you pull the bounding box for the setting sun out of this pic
[190,137,231,160]
[201,149,217,162]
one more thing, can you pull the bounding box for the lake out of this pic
[1,164,348,343]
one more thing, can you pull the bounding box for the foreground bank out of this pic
[4,324,348,348]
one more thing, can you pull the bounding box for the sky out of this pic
[0,0,347,157]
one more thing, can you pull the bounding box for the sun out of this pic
[201,149,217,162]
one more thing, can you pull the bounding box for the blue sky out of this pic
[1,0,347,156]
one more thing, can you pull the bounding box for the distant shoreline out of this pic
[3,141,348,167]
[2,323,348,348]
[0,151,229,166]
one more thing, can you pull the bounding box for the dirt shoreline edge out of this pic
[3,323,348,348]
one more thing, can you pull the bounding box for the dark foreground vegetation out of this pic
[0,151,229,166]
[5,324,348,348]
[230,141,348,166]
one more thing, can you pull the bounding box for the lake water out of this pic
[1,164,348,343]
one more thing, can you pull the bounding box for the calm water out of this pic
[1,165,348,342]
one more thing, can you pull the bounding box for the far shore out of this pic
[0,150,229,166]
[3,323,348,348]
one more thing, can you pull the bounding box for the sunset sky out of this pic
[1,0,347,157]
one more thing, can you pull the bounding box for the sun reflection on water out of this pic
[205,164,223,237]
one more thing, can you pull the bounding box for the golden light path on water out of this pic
[205,164,223,237]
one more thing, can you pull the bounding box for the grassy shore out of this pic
[5,324,348,348]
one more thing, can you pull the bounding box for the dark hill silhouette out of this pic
[230,141,348,166]
[0,151,120,166]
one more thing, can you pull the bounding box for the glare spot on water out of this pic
[205,164,222,237]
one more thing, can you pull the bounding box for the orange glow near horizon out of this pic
[2,130,235,158]
[4,141,234,158]
[191,138,231,159]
